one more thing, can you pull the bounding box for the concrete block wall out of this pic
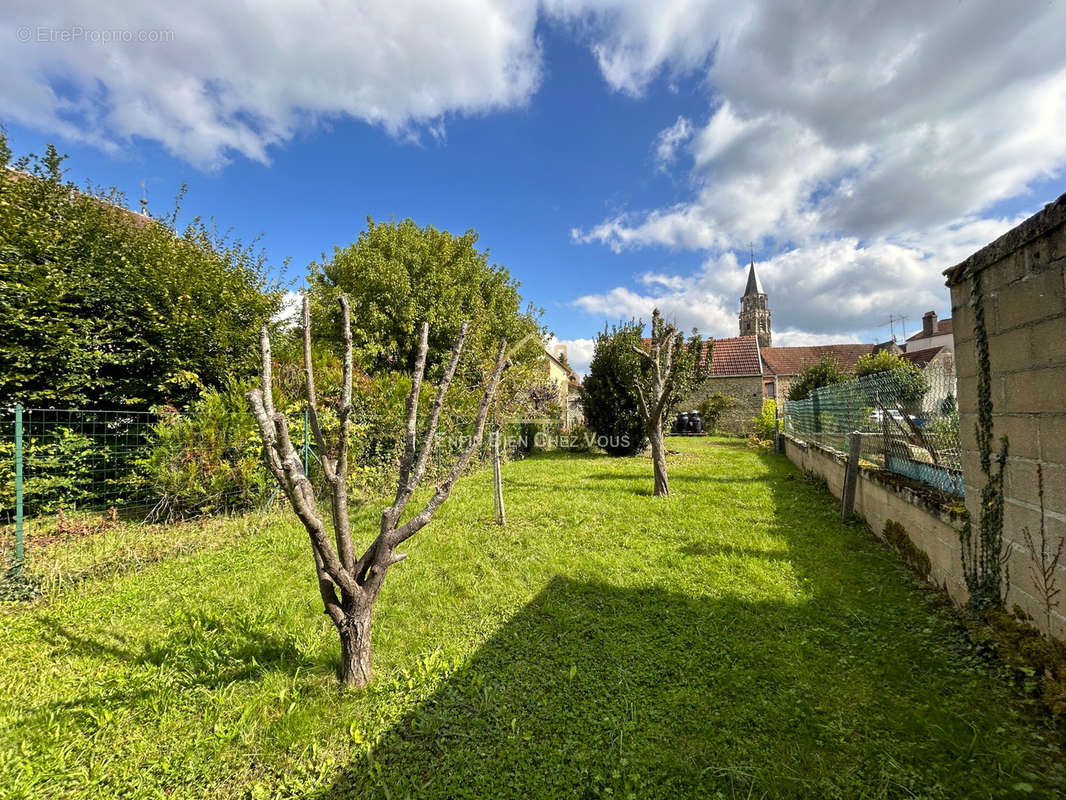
[783,436,969,605]
[945,191,1066,638]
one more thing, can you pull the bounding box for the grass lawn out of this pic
[0,437,1063,799]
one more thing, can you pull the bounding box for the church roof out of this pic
[760,344,875,377]
[743,261,765,296]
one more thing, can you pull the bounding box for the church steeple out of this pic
[739,248,772,348]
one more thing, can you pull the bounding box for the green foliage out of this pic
[307,217,543,377]
[787,356,848,401]
[751,398,779,440]
[697,393,736,433]
[0,133,282,409]
[142,381,269,519]
[854,351,930,406]
[2,438,1063,797]
[853,350,904,378]
[580,321,647,456]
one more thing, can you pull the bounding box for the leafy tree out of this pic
[307,217,542,378]
[787,356,848,401]
[854,350,929,406]
[580,322,647,456]
[0,133,282,409]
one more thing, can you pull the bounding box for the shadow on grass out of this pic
[317,573,1039,800]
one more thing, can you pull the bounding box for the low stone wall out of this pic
[783,435,969,605]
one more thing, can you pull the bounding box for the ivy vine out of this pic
[960,268,1009,611]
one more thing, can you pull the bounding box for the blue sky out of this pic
[4,2,1066,375]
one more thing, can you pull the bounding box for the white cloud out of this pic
[566,0,1066,250]
[2,0,542,168]
[571,213,1026,342]
[558,0,1066,344]
[272,289,302,327]
[653,115,692,169]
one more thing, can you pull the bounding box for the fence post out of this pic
[841,431,861,520]
[14,404,24,567]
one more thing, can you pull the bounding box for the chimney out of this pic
[922,310,937,337]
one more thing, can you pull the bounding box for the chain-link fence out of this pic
[782,366,963,497]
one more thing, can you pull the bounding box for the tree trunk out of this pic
[337,607,374,689]
[649,425,669,497]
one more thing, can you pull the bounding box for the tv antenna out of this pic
[877,313,909,342]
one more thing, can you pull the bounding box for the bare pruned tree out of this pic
[631,308,707,497]
[248,296,509,688]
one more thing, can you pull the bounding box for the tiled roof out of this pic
[906,318,952,341]
[639,335,762,376]
[708,336,762,376]
[760,344,875,377]
[901,346,944,367]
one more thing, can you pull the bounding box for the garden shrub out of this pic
[697,393,736,433]
[787,356,848,401]
[143,380,269,519]
[751,398,779,441]
[581,322,647,456]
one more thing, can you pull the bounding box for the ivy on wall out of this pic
[959,268,1009,611]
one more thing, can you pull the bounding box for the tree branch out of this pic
[332,295,356,571]
[397,322,429,499]
[387,340,511,547]
[302,296,336,481]
[389,321,468,525]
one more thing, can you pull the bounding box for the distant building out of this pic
[546,345,583,427]
[904,311,953,353]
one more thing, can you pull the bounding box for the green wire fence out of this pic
[3,403,526,573]
[782,366,963,497]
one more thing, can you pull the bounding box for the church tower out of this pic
[738,254,771,348]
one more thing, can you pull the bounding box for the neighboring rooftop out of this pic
[760,344,875,377]
[708,336,762,376]
[901,346,945,368]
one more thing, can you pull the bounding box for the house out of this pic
[904,311,953,353]
[686,335,765,434]
[546,345,583,427]
[901,346,956,415]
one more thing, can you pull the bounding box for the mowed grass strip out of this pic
[0,438,1062,799]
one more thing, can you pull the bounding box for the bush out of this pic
[0,135,283,410]
[854,351,930,406]
[580,322,647,456]
[751,398,779,441]
[787,356,848,401]
[697,393,737,433]
[142,381,269,519]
